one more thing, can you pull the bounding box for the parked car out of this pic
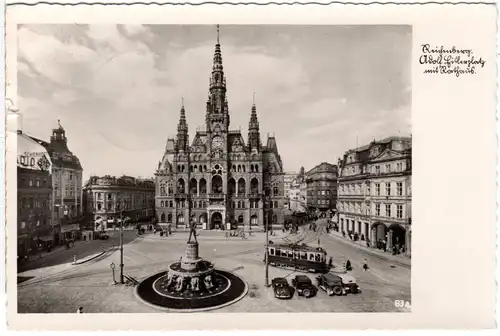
[336,273,361,294]
[316,272,361,296]
[97,234,110,240]
[291,275,317,298]
[316,273,345,296]
[272,277,293,299]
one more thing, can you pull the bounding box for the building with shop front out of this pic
[337,136,412,256]
[305,162,338,217]
[29,121,83,245]
[284,167,306,212]
[283,172,298,209]
[154,27,285,230]
[17,130,53,258]
[83,175,155,231]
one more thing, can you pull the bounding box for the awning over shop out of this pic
[60,224,80,233]
[38,236,53,242]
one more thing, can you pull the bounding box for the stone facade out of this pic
[29,121,83,245]
[154,28,285,230]
[17,130,53,257]
[286,167,306,213]
[305,162,338,216]
[337,136,412,256]
[83,175,155,231]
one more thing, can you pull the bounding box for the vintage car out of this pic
[316,273,361,296]
[316,273,345,296]
[291,275,317,298]
[272,277,294,299]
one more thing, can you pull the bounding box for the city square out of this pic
[18,220,410,313]
[16,24,412,314]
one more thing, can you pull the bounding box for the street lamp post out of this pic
[264,197,270,288]
[116,200,125,284]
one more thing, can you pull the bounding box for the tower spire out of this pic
[206,23,229,130]
[177,101,189,151]
[248,97,261,151]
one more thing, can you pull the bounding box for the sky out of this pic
[18,24,412,182]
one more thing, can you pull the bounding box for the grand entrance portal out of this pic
[211,212,223,230]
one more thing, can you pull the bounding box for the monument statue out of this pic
[188,220,198,243]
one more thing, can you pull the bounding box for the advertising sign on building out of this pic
[17,133,53,172]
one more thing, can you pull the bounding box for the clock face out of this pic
[212,136,223,150]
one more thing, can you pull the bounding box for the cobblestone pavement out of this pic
[18,222,411,313]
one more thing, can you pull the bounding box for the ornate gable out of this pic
[190,134,206,153]
[372,149,404,162]
[230,134,246,152]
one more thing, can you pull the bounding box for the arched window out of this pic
[169,201,173,207]
[250,165,254,173]
[160,186,165,196]
[274,201,278,208]
[167,213,172,222]
[161,201,164,207]
[190,165,193,172]
[242,166,246,173]
[202,201,207,208]
[177,178,185,193]
[228,178,236,195]
[250,178,259,194]
[97,203,102,210]
[212,175,223,194]
[237,165,241,172]
[237,201,242,209]
[238,215,244,224]
[189,178,197,195]
[238,178,246,196]
[199,178,207,195]
[160,213,166,222]
[178,214,185,224]
[167,182,173,195]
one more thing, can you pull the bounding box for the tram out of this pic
[266,241,328,273]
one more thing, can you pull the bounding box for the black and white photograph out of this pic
[14,24,413,314]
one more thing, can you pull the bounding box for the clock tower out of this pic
[206,25,230,159]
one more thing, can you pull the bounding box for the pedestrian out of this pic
[328,257,333,269]
[76,307,83,314]
[363,258,369,271]
[345,259,352,271]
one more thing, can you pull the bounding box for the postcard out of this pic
[4,0,497,331]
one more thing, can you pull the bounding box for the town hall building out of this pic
[154,27,285,230]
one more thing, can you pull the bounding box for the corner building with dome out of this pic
[154,28,285,231]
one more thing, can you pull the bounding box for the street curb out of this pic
[73,251,107,265]
[326,234,411,269]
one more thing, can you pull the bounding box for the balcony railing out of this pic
[174,193,188,198]
[209,193,225,199]
[249,193,261,198]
